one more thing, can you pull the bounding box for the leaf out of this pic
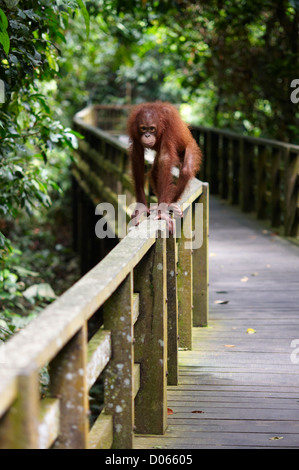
[76,0,90,38]
[23,283,57,302]
[214,300,229,304]
[246,328,256,334]
[269,436,284,440]
[224,344,235,348]
[0,31,10,55]
[0,9,8,31]
[13,266,39,277]
[167,408,173,415]
[241,276,249,282]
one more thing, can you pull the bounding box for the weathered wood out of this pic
[284,148,299,237]
[49,324,89,449]
[193,183,209,327]
[177,206,193,350]
[0,104,210,450]
[87,329,111,389]
[166,230,179,386]
[240,140,255,212]
[133,363,140,398]
[271,147,282,227]
[134,235,168,435]
[103,273,134,449]
[256,145,268,219]
[0,375,16,420]
[132,293,140,325]
[38,398,60,449]
[0,365,39,449]
[220,136,229,199]
[0,225,156,378]
[88,413,113,449]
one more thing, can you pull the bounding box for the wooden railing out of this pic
[0,106,209,449]
[192,126,299,238]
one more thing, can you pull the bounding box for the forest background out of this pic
[0,0,298,341]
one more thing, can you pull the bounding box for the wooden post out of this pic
[256,145,268,220]
[50,324,89,449]
[284,148,299,237]
[177,206,193,350]
[271,147,282,227]
[220,136,229,199]
[193,183,209,327]
[240,140,255,212]
[231,139,240,205]
[206,131,219,194]
[103,273,134,449]
[166,230,179,386]
[134,235,168,435]
[0,365,39,449]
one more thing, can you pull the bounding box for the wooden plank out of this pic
[88,413,113,449]
[87,330,111,389]
[0,374,17,420]
[132,293,140,325]
[0,365,39,449]
[38,398,60,449]
[133,363,140,398]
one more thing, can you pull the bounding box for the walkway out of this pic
[134,195,299,449]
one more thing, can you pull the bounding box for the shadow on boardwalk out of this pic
[135,195,299,449]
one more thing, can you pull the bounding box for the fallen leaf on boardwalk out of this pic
[216,291,228,294]
[246,328,256,334]
[191,410,204,413]
[214,300,229,304]
[224,344,235,348]
[167,408,173,415]
[251,272,259,276]
[241,277,249,282]
[269,436,284,440]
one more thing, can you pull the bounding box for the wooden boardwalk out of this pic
[134,195,299,449]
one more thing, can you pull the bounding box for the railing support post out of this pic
[134,234,168,435]
[193,183,209,327]
[0,365,39,449]
[177,206,193,350]
[50,324,89,449]
[103,273,134,449]
[166,229,179,386]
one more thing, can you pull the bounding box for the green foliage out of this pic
[0,0,88,256]
[96,0,298,141]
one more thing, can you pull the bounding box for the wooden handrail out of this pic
[191,125,299,238]
[0,105,209,449]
